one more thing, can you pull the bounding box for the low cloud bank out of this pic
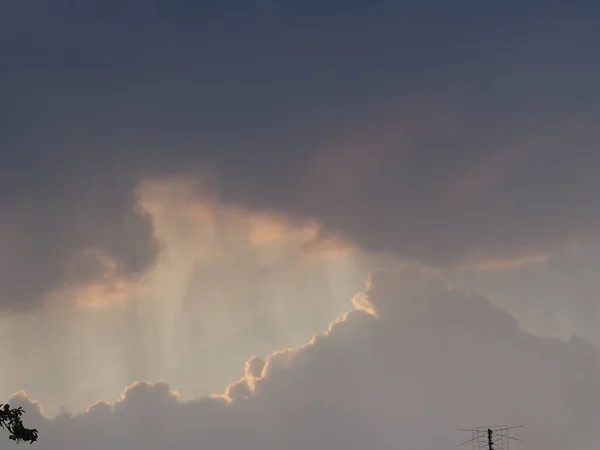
[9,266,599,450]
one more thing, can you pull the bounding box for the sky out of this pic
[2,1,600,449]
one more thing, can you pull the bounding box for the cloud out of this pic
[443,238,600,346]
[2,1,600,310]
[0,172,158,311]
[0,175,386,415]
[135,176,358,276]
[456,252,550,271]
[8,265,600,450]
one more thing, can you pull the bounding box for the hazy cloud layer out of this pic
[3,1,600,309]
[444,238,600,346]
[10,266,600,450]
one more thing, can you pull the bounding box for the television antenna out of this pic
[458,425,523,450]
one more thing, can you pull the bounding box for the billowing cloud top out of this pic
[2,1,600,309]
[9,266,600,449]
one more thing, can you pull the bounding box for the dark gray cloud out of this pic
[10,265,600,449]
[2,1,600,309]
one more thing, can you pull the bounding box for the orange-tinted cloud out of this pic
[458,253,549,271]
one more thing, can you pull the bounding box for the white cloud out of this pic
[8,265,600,450]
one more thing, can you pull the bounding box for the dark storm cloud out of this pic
[2,0,600,309]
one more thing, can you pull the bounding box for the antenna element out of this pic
[458,425,523,450]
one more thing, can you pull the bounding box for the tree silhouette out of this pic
[0,404,38,444]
